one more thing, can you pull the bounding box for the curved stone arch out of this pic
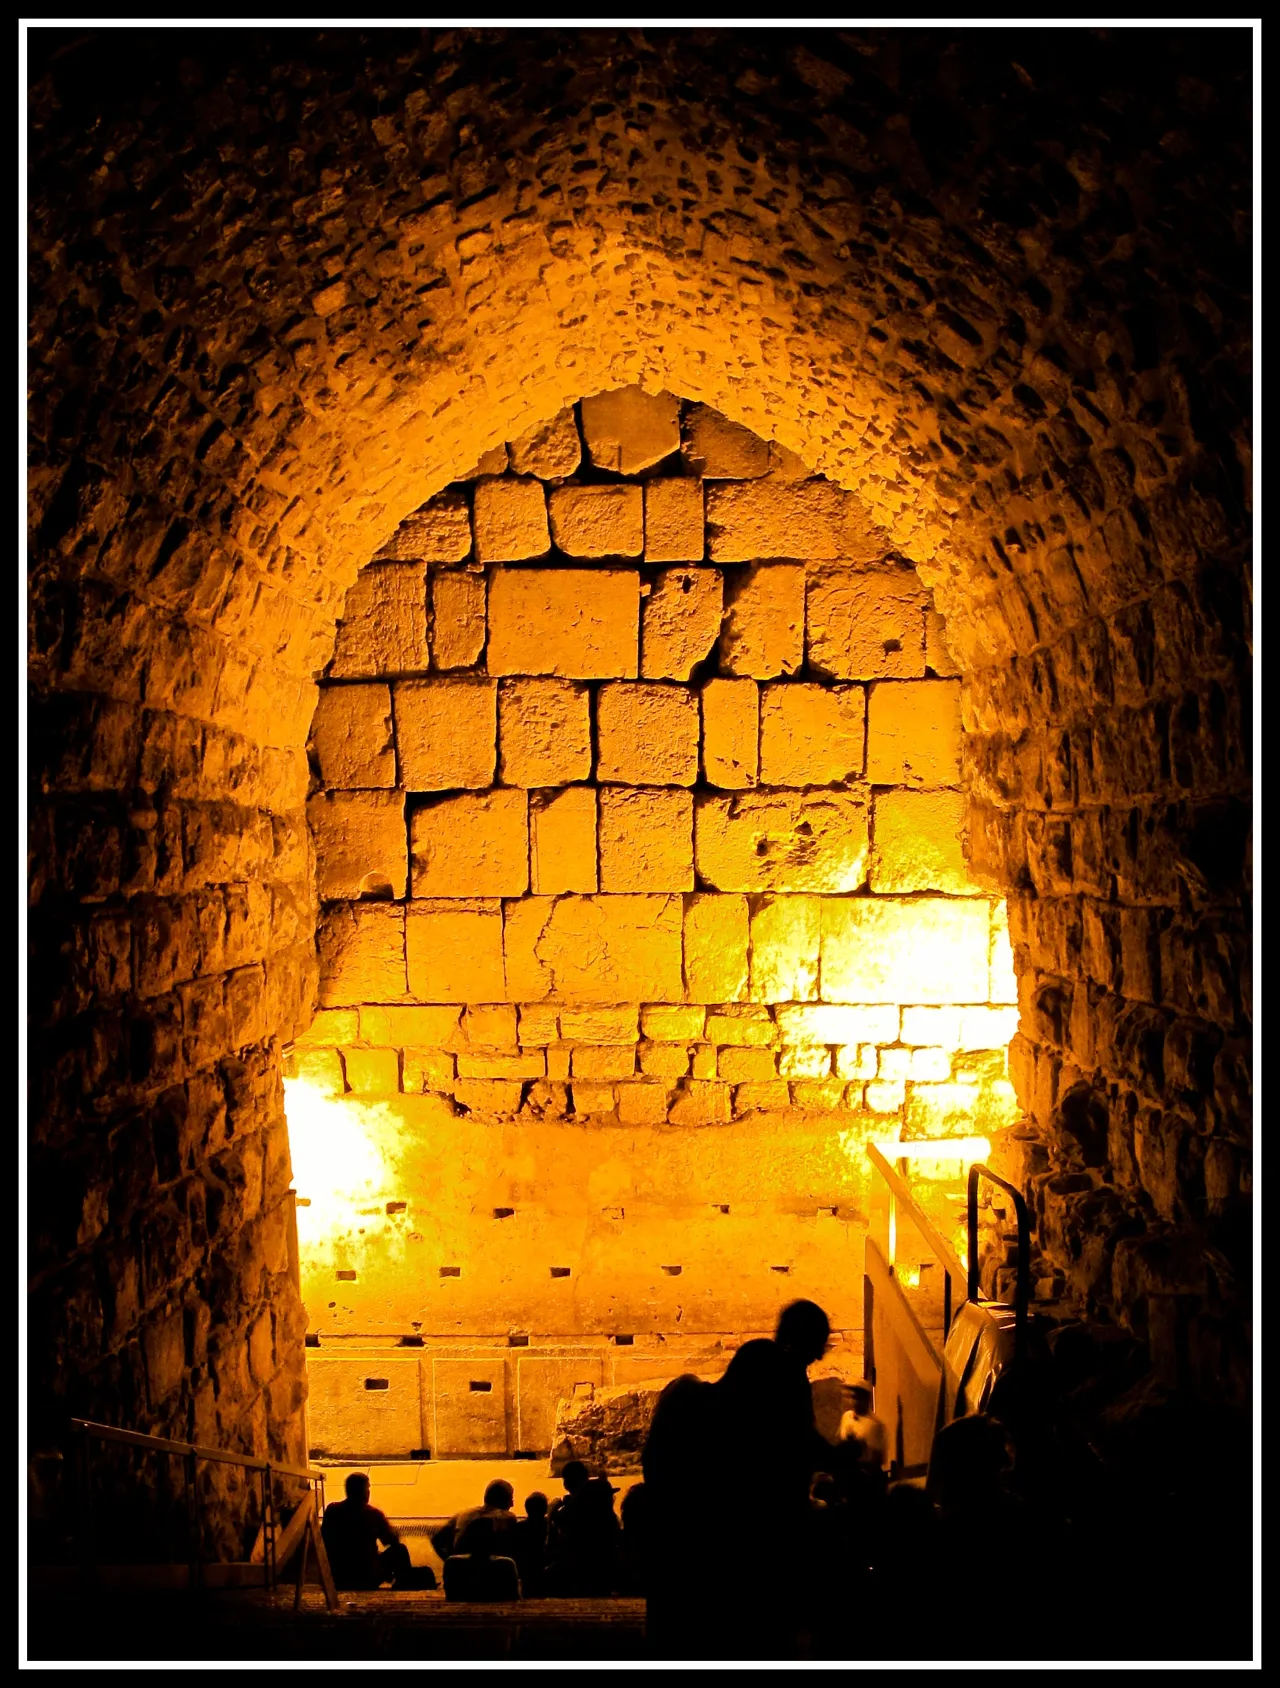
[27,28,1251,1502]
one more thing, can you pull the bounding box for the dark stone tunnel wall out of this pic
[26,26,1252,1520]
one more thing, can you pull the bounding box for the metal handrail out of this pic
[70,1417,327,1592]
[966,1163,1032,1347]
[865,1141,968,1339]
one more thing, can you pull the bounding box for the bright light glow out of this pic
[284,1078,407,1264]
[873,1135,991,1162]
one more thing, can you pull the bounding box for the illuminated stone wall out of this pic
[286,394,1019,1451]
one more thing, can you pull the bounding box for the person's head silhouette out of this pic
[561,1459,589,1495]
[775,1299,831,1367]
[344,1472,371,1504]
[524,1491,548,1521]
[484,1478,514,1510]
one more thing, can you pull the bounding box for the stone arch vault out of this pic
[27,27,1251,1504]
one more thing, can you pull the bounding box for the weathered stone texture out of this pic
[696,790,869,892]
[430,570,487,669]
[472,477,550,563]
[310,685,395,789]
[597,682,700,785]
[720,564,805,678]
[507,408,581,480]
[700,679,758,788]
[581,388,680,473]
[376,493,472,564]
[598,787,694,892]
[641,568,723,680]
[329,565,428,679]
[759,683,865,786]
[549,484,643,558]
[807,568,928,681]
[486,568,638,678]
[530,786,598,894]
[498,678,592,786]
[644,480,704,563]
[394,679,496,790]
[308,791,407,900]
[410,790,529,897]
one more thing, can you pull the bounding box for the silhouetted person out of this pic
[546,1470,621,1595]
[616,1481,650,1596]
[321,1472,413,1591]
[442,1516,521,1602]
[513,1491,549,1597]
[431,1477,520,1561]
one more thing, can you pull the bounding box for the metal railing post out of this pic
[966,1163,1032,1353]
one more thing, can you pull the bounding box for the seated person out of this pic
[320,1472,413,1590]
[431,1478,521,1561]
[546,1471,621,1596]
[513,1491,549,1597]
[442,1517,521,1602]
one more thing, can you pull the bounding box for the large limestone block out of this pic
[750,895,821,1002]
[560,1006,639,1043]
[507,407,582,480]
[695,790,868,892]
[720,564,804,678]
[486,568,638,678]
[683,892,749,1002]
[759,683,865,785]
[866,679,963,785]
[308,790,407,900]
[549,484,643,557]
[318,904,406,1005]
[775,1003,900,1045]
[719,1047,778,1081]
[820,897,991,1004]
[329,563,427,678]
[504,894,684,1002]
[806,567,927,680]
[641,1005,706,1040]
[597,682,699,785]
[706,479,883,563]
[640,567,723,680]
[359,1004,462,1046]
[571,1045,635,1080]
[581,387,680,474]
[394,678,496,789]
[498,678,592,785]
[551,1381,662,1473]
[616,1084,672,1124]
[530,786,597,893]
[701,678,758,788]
[681,403,771,479]
[471,476,550,563]
[342,1047,400,1094]
[599,787,694,892]
[431,569,486,669]
[644,480,704,563]
[410,790,528,897]
[925,608,961,678]
[705,1007,776,1046]
[667,1080,732,1124]
[406,899,505,1001]
[871,789,974,893]
[310,683,395,788]
[375,491,472,563]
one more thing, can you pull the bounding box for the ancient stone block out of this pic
[790,1079,848,1110]
[720,564,805,678]
[681,404,771,479]
[871,790,973,893]
[360,1004,462,1045]
[308,790,407,900]
[455,1078,524,1114]
[549,484,643,558]
[289,1046,344,1090]
[295,1007,360,1048]
[403,1049,457,1092]
[718,1046,777,1081]
[644,480,704,563]
[683,893,749,1003]
[518,1004,560,1044]
[864,1081,906,1114]
[706,480,882,562]
[732,1081,790,1114]
[581,387,680,474]
[405,900,505,1002]
[329,563,428,678]
[498,678,592,785]
[343,1047,400,1094]
[640,568,723,680]
[599,787,694,892]
[431,570,487,669]
[759,683,865,785]
[318,904,406,1005]
[806,568,927,680]
[571,1045,636,1080]
[639,1041,691,1077]
[559,1006,638,1043]
[820,898,991,1004]
[641,1005,706,1041]
[958,1006,1019,1050]
[410,790,528,897]
[667,1081,732,1125]
[901,1007,963,1047]
[695,790,868,892]
[596,683,699,785]
[376,492,472,563]
[750,895,820,1003]
[471,477,550,563]
[834,1045,878,1080]
[394,679,496,790]
[779,1044,833,1078]
[457,1051,546,1079]
[701,678,758,788]
[775,1004,900,1046]
[530,786,597,894]
[486,568,638,678]
[504,894,684,1002]
[690,1047,717,1078]
[616,1085,671,1124]
[865,680,962,786]
[507,407,581,480]
[570,1082,616,1115]
[705,1008,776,1046]
[310,683,395,788]
[460,1004,519,1048]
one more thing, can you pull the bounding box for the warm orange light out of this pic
[284,1077,406,1264]
[873,1135,991,1162]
